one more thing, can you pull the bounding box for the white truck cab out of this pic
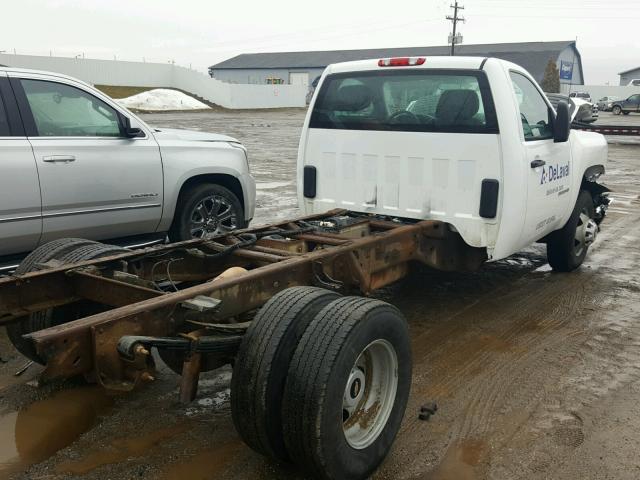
[298,56,609,271]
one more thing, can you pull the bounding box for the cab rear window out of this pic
[310,70,498,134]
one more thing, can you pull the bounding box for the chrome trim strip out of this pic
[0,214,42,224]
[123,237,166,249]
[0,203,161,224]
[42,203,162,219]
[28,135,149,141]
[0,264,20,274]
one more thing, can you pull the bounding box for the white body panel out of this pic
[298,57,608,261]
[304,129,501,248]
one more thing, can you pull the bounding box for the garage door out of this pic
[289,72,309,86]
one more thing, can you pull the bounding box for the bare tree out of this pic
[541,59,560,93]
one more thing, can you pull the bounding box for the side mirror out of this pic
[554,101,570,143]
[121,115,144,138]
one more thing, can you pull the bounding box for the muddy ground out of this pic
[1,109,639,480]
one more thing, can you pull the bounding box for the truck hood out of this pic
[151,128,238,144]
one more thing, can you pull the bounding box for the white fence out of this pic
[561,83,640,101]
[0,53,307,109]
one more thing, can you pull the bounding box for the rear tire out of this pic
[13,238,97,275]
[282,297,412,480]
[546,190,596,272]
[169,183,246,242]
[231,286,340,461]
[6,240,127,363]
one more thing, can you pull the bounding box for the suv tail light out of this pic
[378,57,426,67]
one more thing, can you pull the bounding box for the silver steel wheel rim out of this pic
[189,194,237,239]
[574,209,596,257]
[342,339,398,450]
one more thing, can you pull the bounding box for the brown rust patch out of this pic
[344,401,382,431]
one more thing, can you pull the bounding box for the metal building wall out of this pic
[211,68,325,86]
[619,68,640,86]
[557,46,583,86]
[0,53,307,109]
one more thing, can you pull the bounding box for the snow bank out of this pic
[118,89,210,111]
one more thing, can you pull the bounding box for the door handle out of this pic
[43,155,76,163]
[530,158,546,168]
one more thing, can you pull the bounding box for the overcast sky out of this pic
[2,0,640,84]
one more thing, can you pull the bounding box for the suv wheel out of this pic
[169,183,246,242]
[612,105,622,115]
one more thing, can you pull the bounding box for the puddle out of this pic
[430,439,487,480]
[56,423,188,475]
[0,386,113,476]
[159,441,242,480]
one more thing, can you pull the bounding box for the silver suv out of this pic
[0,67,255,259]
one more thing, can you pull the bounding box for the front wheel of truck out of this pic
[547,190,597,272]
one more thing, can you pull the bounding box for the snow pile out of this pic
[118,89,210,111]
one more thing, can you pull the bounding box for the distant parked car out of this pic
[569,91,592,103]
[626,79,640,86]
[597,96,618,112]
[611,94,640,115]
[0,67,256,260]
[546,92,598,123]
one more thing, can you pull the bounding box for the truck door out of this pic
[12,76,163,243]
[509,72,572,246]
[0,74,42,256]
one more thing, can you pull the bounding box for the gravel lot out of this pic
[1,108,639,480]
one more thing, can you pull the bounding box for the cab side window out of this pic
[509,72,553,141]
[20,79,121,137]
[0,93,9,136]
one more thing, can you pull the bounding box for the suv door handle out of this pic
[530,158,546,168]
[43,155,76,163]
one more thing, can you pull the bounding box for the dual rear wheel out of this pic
[231,287,412,480]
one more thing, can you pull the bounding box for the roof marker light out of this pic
[378,57,426,67]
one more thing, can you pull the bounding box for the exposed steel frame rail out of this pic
[0,209,485,395]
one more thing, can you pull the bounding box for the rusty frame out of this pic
[0,209,486,397]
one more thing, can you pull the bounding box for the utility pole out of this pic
[446,1,465,56]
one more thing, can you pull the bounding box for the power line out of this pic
[446,1,465,56]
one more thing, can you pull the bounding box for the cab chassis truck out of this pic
[0,56,609,480]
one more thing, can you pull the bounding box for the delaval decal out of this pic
[540,163,569,185]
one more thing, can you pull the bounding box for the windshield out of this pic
[310,70,498,134]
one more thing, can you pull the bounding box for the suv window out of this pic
[0,93,9,136]
[310,70,498,134]
[509,72,553,141]
[629,94,640,103]
[21,79,121,137]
